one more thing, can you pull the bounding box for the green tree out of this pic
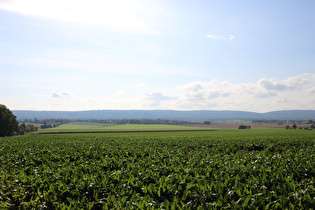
[0,104,19,137]
[26,124,38,132]
[19,122,27,135]
[18,123,38,135]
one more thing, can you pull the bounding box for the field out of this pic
[38,123,214,134]
[0,126,315,209]
[183,121,303,129]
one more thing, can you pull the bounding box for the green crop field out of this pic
[39,123,212,134]
[65,122,114,127]
[1,128,314,209]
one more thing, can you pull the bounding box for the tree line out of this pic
[18,122,38,135]
[70,119,207,125]
[286,124,314,130]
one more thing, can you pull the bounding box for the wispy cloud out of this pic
[206,34,234,40]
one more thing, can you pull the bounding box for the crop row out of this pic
[0,130,314,209]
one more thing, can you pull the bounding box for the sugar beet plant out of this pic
[0,130,315,209]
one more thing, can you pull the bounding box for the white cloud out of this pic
[132,82,147,90]
[308,87,315,93]
[210,74,313,98]
[0,0,161,33]
[171,73,315,111]
[52,92,73,98]
[206,34,234,40]
[145,92,176,101]
[180,80,273,100]
[115,90,126,98]
[51,93,60,98]
[258,74,310,91]
[183,81,203,92]
[277,97,295,103]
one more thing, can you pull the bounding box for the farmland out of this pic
[37,123,213,134]
[0,127,315,209]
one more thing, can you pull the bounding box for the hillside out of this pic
[12,110,315,121]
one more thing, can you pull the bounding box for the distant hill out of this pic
[12,110,315,121]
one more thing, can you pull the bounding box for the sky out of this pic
[1,0,315,112]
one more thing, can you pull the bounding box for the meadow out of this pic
[0,126,314,209]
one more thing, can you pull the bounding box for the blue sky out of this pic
[1,0,315,112]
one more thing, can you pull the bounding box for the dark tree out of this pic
[18,123,37,135]
[0,104,19,137]
[292,124,297,129]
[238,125,248,129]
[27,124,38,132]
[19,122,27,135]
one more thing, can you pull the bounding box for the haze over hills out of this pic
[12,110,315,121]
